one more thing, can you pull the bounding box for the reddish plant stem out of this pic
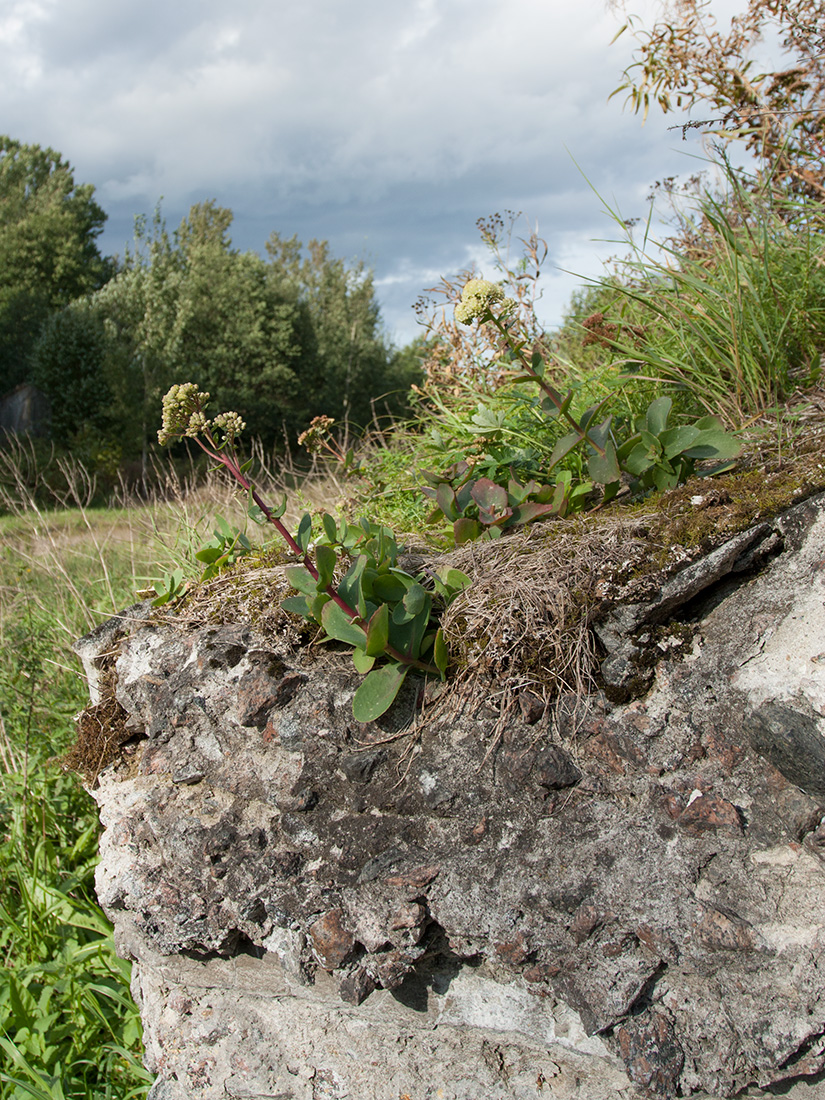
[489,314,608,458]
[196,435,438,675]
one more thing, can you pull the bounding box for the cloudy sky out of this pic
[1,0,745,344]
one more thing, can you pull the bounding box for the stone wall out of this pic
[75,493,825,1099]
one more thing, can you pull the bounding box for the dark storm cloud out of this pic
[0,0,719,341]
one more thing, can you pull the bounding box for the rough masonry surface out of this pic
[76,493,825,1100]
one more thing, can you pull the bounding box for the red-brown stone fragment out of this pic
[695,906,759,951]
[494,932,532,966]
[616,1010,684,1097]
[385,864,440,889]
[677,794,743,835]
[307,908,355,970]
[338,966,375,1005]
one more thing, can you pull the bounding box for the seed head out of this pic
[455,279,516,325]
[298,415,336,454]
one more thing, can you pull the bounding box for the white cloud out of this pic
[0,0,747,340]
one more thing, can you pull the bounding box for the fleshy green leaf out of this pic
[364,603,390,657]
[454,517,481,545]
[322,513,338,544]
[436,482,459,521]
[645,396,672,435]
[296,513,313,554]
[403,584,427,616]
[660,425,700,458]
[587,439,621,485]
[547,430,582,470]
[281,595,312,618]
[195,545,223,564]
[510,501,558,525]
[352,663,409,722]
[315,544,336,591]
[308,593,331,620]
[471,478,508,513]
[437,567,472,595]
[352,648,376,674]
[681,429,742,461]
[321,600,367,647]
[338,555,368,607]
[373,572,409,602]
[285,565,317,596]
[434,628,449,678]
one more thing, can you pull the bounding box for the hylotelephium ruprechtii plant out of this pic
[157,384,470,721]
[439,279,741,535]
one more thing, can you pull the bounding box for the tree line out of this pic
[0,136,421,472]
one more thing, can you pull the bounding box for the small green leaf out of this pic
[510,501,558,525]
[321,600,367,647]
[645,396,672,435]
[547,430,582,470]
[248,502,268,526]
[660,425,699,459]
[338,554,368,607]
[365,603,390,657]
[403,584,427,616]
[373,572,409,602]
[436,482,459,521]
[693,414,725,431]
[682,429,742,461]
[281,595,312,618]
[434,628,449,678]
[471,478,508,513]
[623,442,655,476]
[322,513,338,544]
[352,663,409,722]
[285,565,317,596]
[437,567,472,595]
[454,517,481,545]
[270,495,288,519]
[308,593,331,620]
[195,545,223,564]
[352,648,376,674]
[587,439,621,485]
[296,513,313,554]
[315,544,337,591]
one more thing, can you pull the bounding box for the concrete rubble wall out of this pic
[75,493,825,1100]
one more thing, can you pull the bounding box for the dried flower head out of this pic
[158,383,210,445]
[298,414,336,454]
[454,279,516,325]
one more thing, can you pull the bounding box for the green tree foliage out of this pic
[29,298,110,447]
[26,185,417,462]
[0,136,110,393]
[266,233,419,429]
[90,203,310,463]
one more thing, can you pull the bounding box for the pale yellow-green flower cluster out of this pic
[454,279,516,325]
[157,383,245,446]
[212,410,246,443]
[158,383,210,445]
